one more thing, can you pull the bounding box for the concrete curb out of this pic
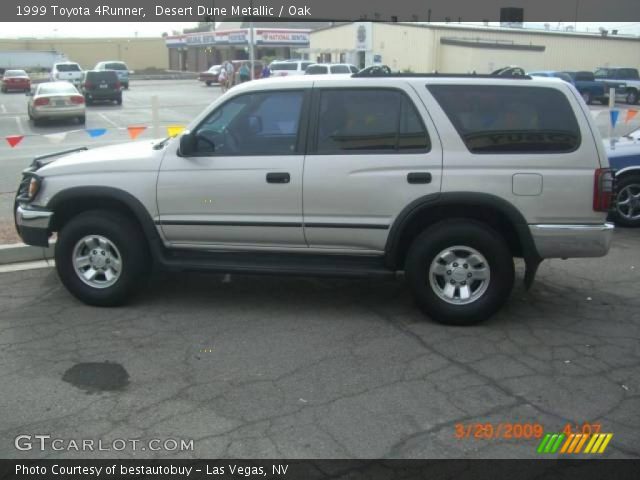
[0,242,55,265]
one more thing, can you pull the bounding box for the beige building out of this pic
[0,37,168,71]
[308,22,640,73]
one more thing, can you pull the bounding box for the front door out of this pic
[157,88,309,249]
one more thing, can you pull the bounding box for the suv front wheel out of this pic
[55,210,150,306]
[405,220,515,326]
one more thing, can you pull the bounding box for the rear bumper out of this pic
[32,106,85,119]
[529,223,614,258]
[15,205,53,247]
[85,91,121,100]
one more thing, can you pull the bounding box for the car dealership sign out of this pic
[167,29,310,47]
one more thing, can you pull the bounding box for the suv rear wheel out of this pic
[55,210,150,306]
[405,220,515,325]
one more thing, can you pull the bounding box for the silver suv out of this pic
[14,73,615,325]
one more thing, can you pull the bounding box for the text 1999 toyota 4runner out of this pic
[14,73,615,325]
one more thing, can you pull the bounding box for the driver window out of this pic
[193,90,304,156]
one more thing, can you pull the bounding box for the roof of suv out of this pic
[227,74,568,93]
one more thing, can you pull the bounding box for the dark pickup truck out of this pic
[594,67,640,105]
[563,71,624,105]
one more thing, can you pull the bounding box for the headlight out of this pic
[17,174,42,202]
[27,177,41,200]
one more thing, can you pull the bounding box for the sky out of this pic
[0,22,638,38]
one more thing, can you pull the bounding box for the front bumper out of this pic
[529,223,615,258]
[14,205,53,247]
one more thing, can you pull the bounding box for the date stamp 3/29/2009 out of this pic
[455,422,613,454]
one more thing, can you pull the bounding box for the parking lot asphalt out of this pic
[0,80,222,232]
[0,228,638,459]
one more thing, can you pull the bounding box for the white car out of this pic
[27,81,85,125]
[269,60,314,77]
[50,62,83,86]
[305,64,359,75]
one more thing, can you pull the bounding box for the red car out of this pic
[198,65,221,86]
[1,70,31,93]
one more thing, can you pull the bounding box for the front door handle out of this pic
[407,172,432,184]
[266,172,290,184]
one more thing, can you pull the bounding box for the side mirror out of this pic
[179,132,196,156]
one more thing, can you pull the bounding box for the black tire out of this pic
[78,115,86,124]
[55,210,150,306]
[626,89,638,105]
[1,87,6,93]
[581,91,592,105]
[116,96,122,105]
[206,81,212,86]
[405,220,515,326]
[32,117,42,126]
[613,174,640,228]
[85,97,92,106]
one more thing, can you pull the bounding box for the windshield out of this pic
[38,83,78,95]
[105,63,128,70]
[56,64,81,72]
[4,70,27,77]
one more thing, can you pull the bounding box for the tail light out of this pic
[33,97,50,107]
[593,168,615,212]
[70,96,84,104]
[115,81,121,89]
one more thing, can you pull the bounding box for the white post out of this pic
[151,95,160,138]
[249,21,255,80]
[609,87,615,139]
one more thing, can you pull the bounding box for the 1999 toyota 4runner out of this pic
[15,73,615,325]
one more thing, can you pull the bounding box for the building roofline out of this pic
[311,21,640,42]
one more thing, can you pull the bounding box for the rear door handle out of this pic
[407,172,432,184]
[266,172,290,184]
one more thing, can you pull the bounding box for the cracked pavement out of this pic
[0,229,639,459]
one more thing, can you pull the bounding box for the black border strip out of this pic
[155,220,389,230]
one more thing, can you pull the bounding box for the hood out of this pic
[37,139,167,177]
[603,129,640,171]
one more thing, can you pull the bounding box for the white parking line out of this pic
[14,116,24,134]
[98,113,120,129]
[1,104,6,114]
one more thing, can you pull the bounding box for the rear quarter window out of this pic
[428,85,581,154]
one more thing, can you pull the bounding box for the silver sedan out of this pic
[27,81,86,125]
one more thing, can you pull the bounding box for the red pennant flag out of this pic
[127,126,147,140]
[625,109,638,124]
[6,135,24,148]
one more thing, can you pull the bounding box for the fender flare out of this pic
[47,186,164,261]
[385,192,541,272]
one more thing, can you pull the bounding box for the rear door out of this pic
[302,82,443,251]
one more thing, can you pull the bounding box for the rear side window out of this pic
[330,65,351,74]
[574,71,594,82]
[271,63,297,71]
[316,88,430,154]
[428,85,581,154]
[306,65,328,75]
